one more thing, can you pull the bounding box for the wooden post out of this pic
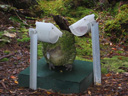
[29,28,37,90]
[91,21,101,85]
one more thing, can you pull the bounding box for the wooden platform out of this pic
[18,57,93,93]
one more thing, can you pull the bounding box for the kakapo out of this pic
[43,15,76,71]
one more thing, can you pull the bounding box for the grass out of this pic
[101,56,128,73]
[76,55,128,74]
[75,36,92,57]
[38,42,43,59]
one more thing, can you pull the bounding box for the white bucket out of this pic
[35,22,62,43]
[69,14,95,36]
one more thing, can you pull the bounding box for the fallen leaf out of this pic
[10,75,16,79]
[118,84,121,87]
[0,39,10,42]
[14,80,18,84]
[0,89,3,93]
[88,90,91,95]
[1,81,6,88]
[10,90,16,94]
[110,43,113,46]
[28,59,30,63]
[46,91,52,95]
[32,91,38,93]
[16,56,21,60]
[111,48,116,50]
[118,87,122,89]
[106,73,111,77]
[4,32,16,38]
[118,57,123,60]
[60,70,63,73]
[105,80,108,83]
[95,82,101,86]
[8,26,14,30]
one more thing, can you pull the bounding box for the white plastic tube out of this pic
[35,22,62,44]
[91,21,101,85]
[29,28,37,90]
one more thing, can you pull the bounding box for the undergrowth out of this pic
[104,4,128,43]
[0,0,127,74]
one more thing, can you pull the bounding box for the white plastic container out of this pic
[69,14,95,36]
[36,22,62,43]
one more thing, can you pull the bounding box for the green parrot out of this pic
[42,30,76,71]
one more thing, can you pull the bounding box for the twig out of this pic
[14,9,28,25]
[0,81,6,89]
[0,52,15,60]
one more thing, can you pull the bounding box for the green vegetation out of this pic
[0,0,128,74]
[34,1,128,74]
[17,37,30,42]
[76,55,128,74]
[37,0,96,19]
[101,56,128,73]
[4,50,10,54]
[68,7,96,19]
[104,4,128,43]
[17,28,30,43]
[0,31,11,46]
[75,37,92,57]
[0,31,4,38]
[37,0,65,15]
[38,42,43,59]
[0,58,9,62]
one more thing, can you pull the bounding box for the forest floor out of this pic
[0,7,128,96]
[0,42,128,96]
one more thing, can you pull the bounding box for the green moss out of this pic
[104,4,128,43]
[101,67,108,74]
[110,2,120,16]
[75,36,92,57]
[17,37,30,42]
[4,50,10,54]
[69,7,95,19]
[116,50,124,54]
[0,31,4,38]
[120,4,128,11]
[0,58,9,62]
[75,56,92,62]
[64,0,95,9]
[38,42,43,59]
[101,56,128,73]
[37,0,65,15]
[65,17,77,25]
[17,28,30,43]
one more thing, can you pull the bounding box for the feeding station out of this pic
[18,14,101,93]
